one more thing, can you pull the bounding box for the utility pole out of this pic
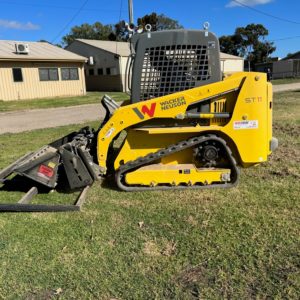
[128,0,134,24]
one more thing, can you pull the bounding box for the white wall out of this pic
[220,59,244,74]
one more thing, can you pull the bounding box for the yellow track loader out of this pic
[0,29,278,212]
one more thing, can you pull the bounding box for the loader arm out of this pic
[97,72,273,173]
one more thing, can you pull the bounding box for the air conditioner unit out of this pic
[88,56,94,65]
[15,43,29,54]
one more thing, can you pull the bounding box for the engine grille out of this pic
[140,44,211,101]
[211,98,227,125]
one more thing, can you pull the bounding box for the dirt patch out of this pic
[175,264,208,298]
[143,241,161,256]
[24,289,60,300]
[161,240,177,256]
[273,123,300,138]
[272,143,300,164]
[186,215,198,226]
[143,239,177,257]
[270,167,300,179]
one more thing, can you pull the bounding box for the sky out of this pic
[0,0,299,58]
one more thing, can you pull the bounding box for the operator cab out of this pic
[129,29,222,103]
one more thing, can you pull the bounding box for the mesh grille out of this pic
[140,44,211,101]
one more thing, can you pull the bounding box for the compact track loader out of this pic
[0,29,278,212]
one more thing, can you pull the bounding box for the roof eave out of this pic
[74,40,128,57]
[0,58,87,62]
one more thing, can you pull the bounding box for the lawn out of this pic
[0,91,299,299]
[271,77,300,85]
[0,92,127,112]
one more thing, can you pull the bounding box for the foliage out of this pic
[219,23,276,68]
[137,12,183,32]
[62,22,115,46]
[37,40,62,48]
[114,20,128,42]
[61,14,183,44]
[285,51,300,59]
[114,13,183,41]
[219,35,241,56]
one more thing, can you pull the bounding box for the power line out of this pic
[271,35,300,42]
[51,0,90,43]
[232,0,300,25]
[115,0,124,54]
[0,0,125,13]
[118,0,124,22]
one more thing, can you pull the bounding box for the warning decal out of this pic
[233,120,258,130]
[38,164,54,178]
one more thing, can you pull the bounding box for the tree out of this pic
[114,20,128,41]
[285,51,299,59]
[114,13,183,41]
[61,14,183,45]
[219,35,241,56]
[219,23,276,70]
[253,41,276,63]
[137,12,183,32]
[62,22,115,46]
[37,39,62,48]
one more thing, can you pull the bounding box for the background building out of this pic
[0,40,87,101]
[67,39,244,92]
[220,52,244,76]
[67,39,130,92]
[272,52,300,79]
[254,52,300,79]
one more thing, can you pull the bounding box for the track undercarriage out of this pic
[115,134,239,191]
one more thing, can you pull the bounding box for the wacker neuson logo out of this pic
[160,96,186,110]
[133,103,156,120]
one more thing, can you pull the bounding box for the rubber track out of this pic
[116,134,239,191]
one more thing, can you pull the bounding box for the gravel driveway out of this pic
[0,103,106,134]
[272,82,300,93]
[0,82,299,135]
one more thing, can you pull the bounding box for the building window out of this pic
[61,68,79,80]
[89,69,94,76]
[111,67,117,75]
[97,68,103,75]
[12,68,23,82]
[39,68,59,81]
[106,68,111,75]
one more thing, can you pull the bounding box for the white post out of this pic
[128,0,134,24]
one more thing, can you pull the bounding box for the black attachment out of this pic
[0,185,90,213]
[0,152,35,183]
[99,94,120,129]
[0,127,99,212]
[60,146,93,190]
[18,187,38,204]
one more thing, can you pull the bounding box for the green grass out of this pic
[0,92,127,112]
[271,77,300,85]
[0,92,299,299]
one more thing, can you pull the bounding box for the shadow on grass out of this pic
[0,175,50,194]
[100,174,120,192]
